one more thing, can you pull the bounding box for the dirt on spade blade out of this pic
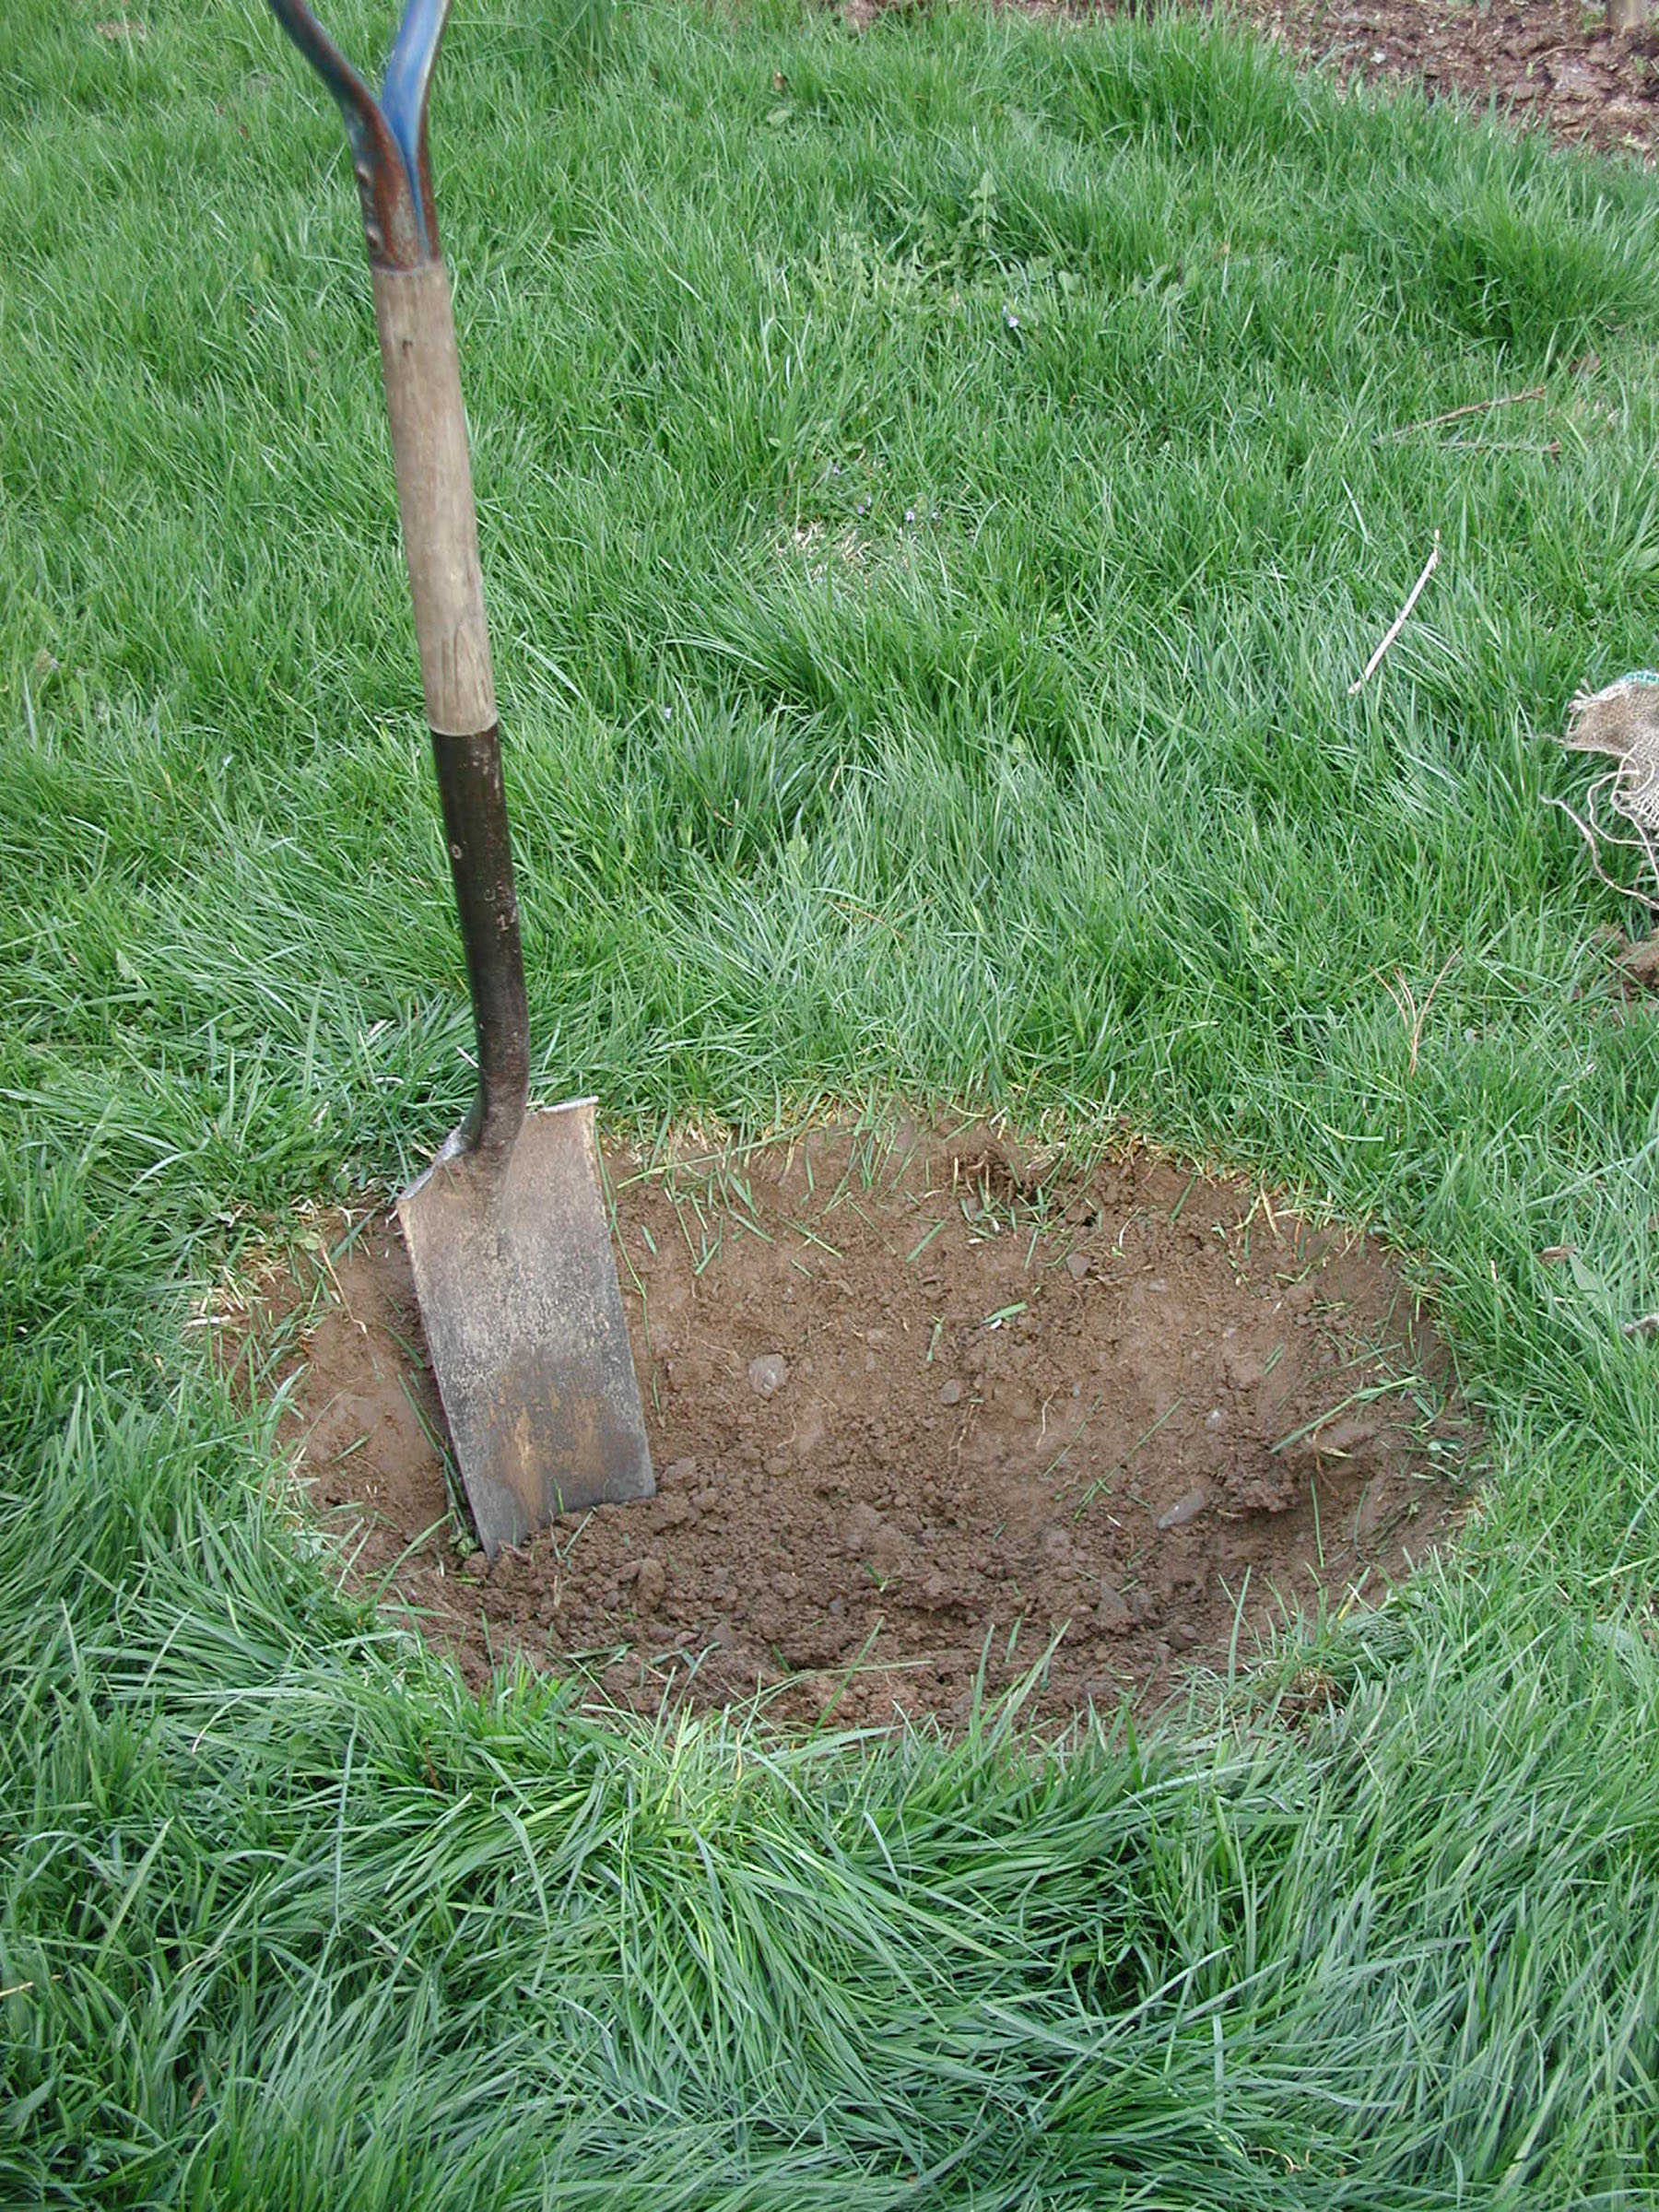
[229,1126,1470,1728]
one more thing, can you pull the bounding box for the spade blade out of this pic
[397,1097,653,1557]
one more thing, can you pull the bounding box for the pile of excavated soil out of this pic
[231,1126,1468,1727]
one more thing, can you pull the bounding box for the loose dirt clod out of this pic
[232,1126,1469,1727]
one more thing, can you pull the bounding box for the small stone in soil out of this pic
[748,1353,789,1398]
[938,1378,963,1406]
[1157,1485,1208,1531]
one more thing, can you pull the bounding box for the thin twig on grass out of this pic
[1348,532,1441,696]
[1379,387,1547,441]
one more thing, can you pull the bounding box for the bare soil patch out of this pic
[231,1125,1467,1727]
[1236,0,1659,158]
[959,0,1659,159]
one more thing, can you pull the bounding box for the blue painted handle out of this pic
[266,0,453,269]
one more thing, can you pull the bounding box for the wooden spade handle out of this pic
[371,260,496,737]
[372,258,528,1161]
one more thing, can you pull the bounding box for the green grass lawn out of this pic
[6,0,1659,2200]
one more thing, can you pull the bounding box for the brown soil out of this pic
[901,0,1659,160]
[1230,0,1659,159]
[230,1125,1467,1728]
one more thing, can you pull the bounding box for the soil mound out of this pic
[233,1126,1467,1726]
